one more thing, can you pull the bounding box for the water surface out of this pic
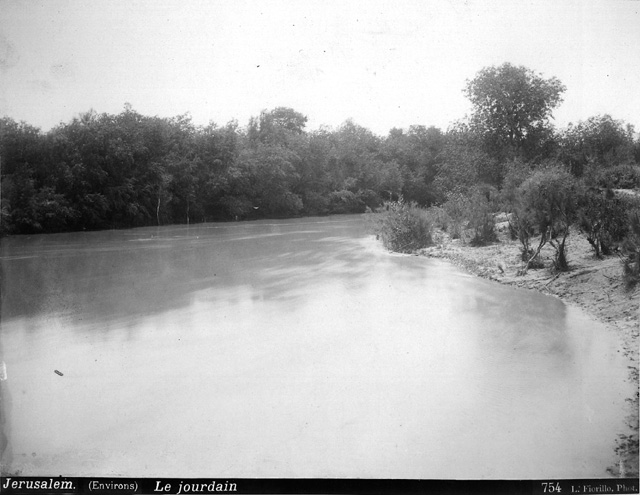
[0,216,632,478]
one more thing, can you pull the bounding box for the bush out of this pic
[425,205,449,231]
[515,165,580,273]
[263,191,304,217]
[441,192,471,239]
[372,199,433,253]
[509,207,541,268]
[621,208,640,290]
[577,188,628,257]
[501,161,535,243]
[302,191,330,216]
[467,188,498,246]
[356,189,383,210]
[439,186,498,245]
[328,190,365,214]
[595,163,640,189]
[219,195,254,219]
[500,159,534,209]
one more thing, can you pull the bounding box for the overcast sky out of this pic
[1,0,639,136]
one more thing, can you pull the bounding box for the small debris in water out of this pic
[54,370,64,376]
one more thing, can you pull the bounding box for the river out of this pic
[0,215,633,478]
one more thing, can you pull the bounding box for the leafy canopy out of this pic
[464,63,566,157]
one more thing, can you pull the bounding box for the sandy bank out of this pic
[418,226,639,477]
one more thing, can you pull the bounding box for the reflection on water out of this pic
[0,215,633,478]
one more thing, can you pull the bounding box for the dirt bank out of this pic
[419,226,639,478]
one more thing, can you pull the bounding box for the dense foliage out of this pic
[369,199,433,253]
[1,63,639,259]
[0,108,448,235]
[515,166,580,272]
[622,208,640,289]
[464,63,566,163]
[577,189,628,258]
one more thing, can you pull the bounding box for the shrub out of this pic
[500,159,534,209]
[467,188,498,246]
[509,207,544,269]
[621,208,640,290]
[501,161,535,242]
[328,190,365,214]
[219,195,254,219]
[373,198,433,253]
[425,205,449,231]
[618,192,640,212]
[515,166,580,273]
[441,192,471,239]
[595,163,640,190]
[440,185,499,245]
[356,189,383,210]
[267,191,304,217]
[302,191,330,216]
[0,204,12,236]
[577,188,628,258]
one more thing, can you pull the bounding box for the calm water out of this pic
[0,215,633,478]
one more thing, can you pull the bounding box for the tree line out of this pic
[1,63,639,239]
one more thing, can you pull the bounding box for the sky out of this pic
[1,0,639,136]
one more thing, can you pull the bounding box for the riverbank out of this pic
[418,226,639,477]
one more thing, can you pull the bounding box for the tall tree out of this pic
[464,63,565,161]
[248,107,308,147]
